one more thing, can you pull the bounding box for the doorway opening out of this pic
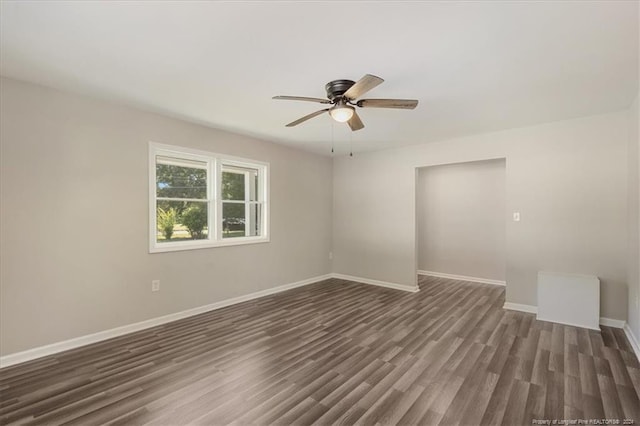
[416,158,507,286]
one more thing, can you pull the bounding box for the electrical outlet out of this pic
[151,280,160,292]
[329,251,333,260]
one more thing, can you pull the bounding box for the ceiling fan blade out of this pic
[343,74,384,100]
[273,95,331,104]
[347,110,364,131]
[285,108,330,127]
[356,99,418,109]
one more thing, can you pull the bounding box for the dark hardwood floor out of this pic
[1,276,639,425]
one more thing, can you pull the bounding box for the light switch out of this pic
[513,212,520,222]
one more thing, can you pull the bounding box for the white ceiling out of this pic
[1,1,638,156]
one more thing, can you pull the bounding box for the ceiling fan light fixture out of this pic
[329,103,354,123]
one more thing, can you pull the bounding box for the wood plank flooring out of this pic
[1,276,639,425]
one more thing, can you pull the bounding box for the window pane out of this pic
[156,157,207,199]
[222,170,245,200]
[248,203,262,237]
[222,202,245,238]
[157,200,208,242]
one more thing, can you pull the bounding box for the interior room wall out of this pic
[333,111,628,321]
[417,159,506,281]
[628,93,640,341]
[0,77,333,356]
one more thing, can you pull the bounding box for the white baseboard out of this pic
[599,317,626,328]
[623,324,640,361]
[0,274,333,369]
[502,302,628,332]
[418,270,506,286]
[331,273,420,293]
[503,302,538,314]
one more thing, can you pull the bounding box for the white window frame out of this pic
[149,142,269,253]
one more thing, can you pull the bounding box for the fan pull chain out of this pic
[349,131,353,157]
[331,121,334,154]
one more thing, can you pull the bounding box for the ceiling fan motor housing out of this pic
[325,79,355,101]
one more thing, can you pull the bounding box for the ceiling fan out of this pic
[273,74,418,131]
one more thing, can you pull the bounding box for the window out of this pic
[149,143,268,253]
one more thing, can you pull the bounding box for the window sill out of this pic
[149,236,270,253]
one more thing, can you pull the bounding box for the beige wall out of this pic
[417,159,506,281]
[333,112,629,320]
[628,93,640,340]
[0,77,333,356]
